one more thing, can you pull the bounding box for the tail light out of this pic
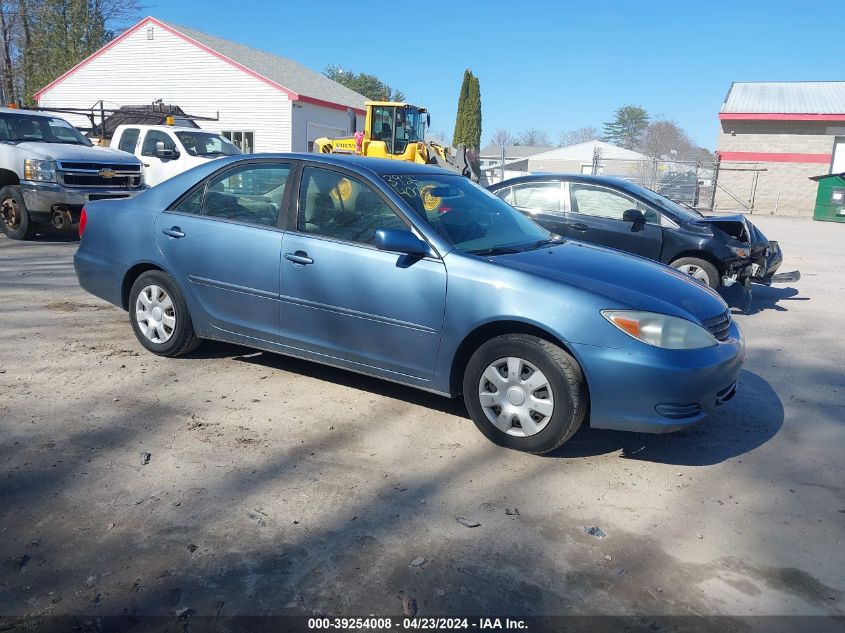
[79,207,87,238]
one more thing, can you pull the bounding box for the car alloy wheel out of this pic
[478,356,555,437]
[135,284,176,344]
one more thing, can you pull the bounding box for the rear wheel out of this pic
[129,270,201,357]
[0,185,36,240]
[463,334,587,454]
[670,256,720,289]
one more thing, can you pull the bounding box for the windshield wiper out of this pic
[466,245,523,256]
[519,238,562,252]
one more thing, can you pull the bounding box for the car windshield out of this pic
[383,174,552,254]
[175,131,241,157]
[616,179,704,222]
[0,112,90,145]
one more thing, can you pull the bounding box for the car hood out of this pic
[696,213,769,251]
[11,141,141,164]
[490,241,728,322]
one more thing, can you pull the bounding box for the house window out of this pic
[222,130,254,153]
[146,27,154,40]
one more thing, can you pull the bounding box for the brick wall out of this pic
[714,120,840,216]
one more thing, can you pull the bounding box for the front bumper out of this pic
[571,321,745,434]
[20,180,145,225]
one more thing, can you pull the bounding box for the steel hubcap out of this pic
[478,357,554,437]
[1,197,20,230]
[676,264,710,285]
[135,284,176,344]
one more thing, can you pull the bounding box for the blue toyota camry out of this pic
[74,154,744,453]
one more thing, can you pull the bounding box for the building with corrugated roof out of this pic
[715,81,845,215]
[35,16,368,153]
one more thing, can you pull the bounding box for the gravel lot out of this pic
[1,216,843,629]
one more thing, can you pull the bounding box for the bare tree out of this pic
[488,128,514,146]
[638,117,696,159]
[425,128,450,145]
[559,126,598,147]
[516,128,551,146]
[0,1,17,103]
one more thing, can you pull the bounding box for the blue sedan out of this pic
[74,154,744,453]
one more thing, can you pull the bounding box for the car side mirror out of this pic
[623,208,646,223]
[155,140,178,159]
[375,228,432,257]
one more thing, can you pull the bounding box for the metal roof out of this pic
[160,20,368,111]
[479,145,556,158]
[721,81,845,114]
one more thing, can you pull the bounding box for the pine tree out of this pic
[452,69,472,147]
[602,105,650,150]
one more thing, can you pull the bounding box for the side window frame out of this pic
[165,159,296,231]
[288,162,436,254]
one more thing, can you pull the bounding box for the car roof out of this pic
[489,173,636,189]
[0,106,56,118]
[208,153,458,178]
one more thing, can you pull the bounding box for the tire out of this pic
[0,185,36,240]
[463,334,587,454]
[128,270,201,357]
[670,256,720,289]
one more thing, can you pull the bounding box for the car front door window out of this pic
[297,166,407,244]
[570,184,657,222]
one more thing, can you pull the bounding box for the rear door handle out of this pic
[162,227,185,238]
[285,251,313,265]
[568,222,589,232]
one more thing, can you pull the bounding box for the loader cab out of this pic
[366,102,428,155]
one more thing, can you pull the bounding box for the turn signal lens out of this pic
[79,207,87,238]
[601,310,718,350]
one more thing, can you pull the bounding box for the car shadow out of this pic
[551,369,783,465]
[719,282,808,315]
[189,343,781,465]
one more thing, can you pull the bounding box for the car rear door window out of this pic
[201,163,290,227]
[570,183,656,222]
[510,182,562,213]
[297,167,407,244]
[118,128,140,154]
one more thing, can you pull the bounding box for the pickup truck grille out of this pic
[56,160,143,189]
[702,310,731,342]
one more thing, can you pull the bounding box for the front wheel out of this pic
[0,185,36,240]
[670,257,720,289]
[128,270,201,357]
[463,334,587,454]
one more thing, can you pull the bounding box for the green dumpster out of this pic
[810,172,845,222]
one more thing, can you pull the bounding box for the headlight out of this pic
[728,245,750,259]
[601,310,718,350]
[23,159,56,182]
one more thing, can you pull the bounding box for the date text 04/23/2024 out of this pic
[307,617,528,630]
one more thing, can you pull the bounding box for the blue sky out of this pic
[148,0,836,149]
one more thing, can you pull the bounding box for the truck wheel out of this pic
[670,257,720,289]
[463,334,588,454]
[0,185,36,240]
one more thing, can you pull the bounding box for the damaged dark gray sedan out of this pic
[489,174,788,289]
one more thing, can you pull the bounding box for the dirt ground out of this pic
[1,215,843,630]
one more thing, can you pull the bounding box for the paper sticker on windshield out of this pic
[420,185,441,212]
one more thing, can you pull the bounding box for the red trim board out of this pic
[719,113,845,121]
[718,151,832,164]
[34,17,365,116]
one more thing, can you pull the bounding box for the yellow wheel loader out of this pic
[313,102,480,182]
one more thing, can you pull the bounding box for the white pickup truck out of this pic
[0,106,145,240]
[110,124,241,187]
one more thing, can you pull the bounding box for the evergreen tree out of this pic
[452,69,472,147]
[602,105,650,150]
[324,65,404,102]
[464,74,481,151]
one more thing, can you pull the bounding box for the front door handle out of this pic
[568,222,589,232]
[284,251,313,265]
[162,227,185,238]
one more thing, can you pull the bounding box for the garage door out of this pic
[307,123,346,153]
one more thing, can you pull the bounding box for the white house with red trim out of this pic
[714,81,845,215]
[35,16,367,153]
